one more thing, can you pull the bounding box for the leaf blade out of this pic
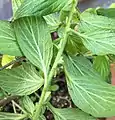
[14,0,72,19]
[75,12,115,55]
[13,16,53,73]
[21,96,35,115]
[0,112,26,120]
[0,20,22,56]
[64,55,115,117]
[51,107,96,120]
[93,56,110,81]
[12,0,24,15]
[0,63,44,95]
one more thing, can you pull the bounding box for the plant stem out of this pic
[33,0,77,119]
[12,100,17,113]
[12,100,27,114]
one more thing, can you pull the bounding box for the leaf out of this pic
[21,96,35,115]
[60,3,79,23]
[74,12,115,55]
[12,0,24,15]
[93,56,110,81]
[0,112,26,120]
[96,8,115,18]
[51,39,60,65]
[65,30,88,55]
[109,3,115,8]
[13,16,53,74]
[0,20,22,56]
[0,63,44,96]
[44,13,61,32]
[14,0,72,19]
[51,107,96,120]
[1,55,15,69]
[39,115,46,120]
[64,55,115,117]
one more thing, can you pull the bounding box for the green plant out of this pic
[1,0,115,119]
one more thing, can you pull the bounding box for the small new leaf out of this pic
[12,0,24,15]
[93,56,110,81]
[65,31,87,55]
[44,13,61,32]
[21,96,35,115]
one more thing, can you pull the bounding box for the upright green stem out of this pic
[33,0,77,119]
[48,0,77,84]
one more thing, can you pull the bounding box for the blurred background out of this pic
[78,0,115,11]
[0,0,12,20]
[0,0,115,20]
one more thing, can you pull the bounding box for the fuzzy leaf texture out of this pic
[0,112,26,120]
[0,20,22,56]
[75,12,115,55]
[64,55,115,117]
[13,16,53,74]
[51,107,96,120]
[93,56,110,81]
[0,63,44,95]
[14,0,72,19]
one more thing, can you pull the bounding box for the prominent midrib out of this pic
[19,17,47,74]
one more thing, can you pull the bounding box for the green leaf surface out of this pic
[14,0,72,19]
[93,56,110,81]
[12,0,24,15]
[65,30,88,55]
[60,3,79,23]
[21,96,35,115]
[13,16,53,74]
[0,20,22,56]
[64,55,115,117]
[39,115,46,120]
[0,63,44,96]
[51,107,96,120]
[97,8,115,18]
[0,112,26,120]
[75,12,115,55]
[109,3,115,8]
[44,13,60,32]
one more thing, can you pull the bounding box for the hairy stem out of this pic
[33,0,77,119]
